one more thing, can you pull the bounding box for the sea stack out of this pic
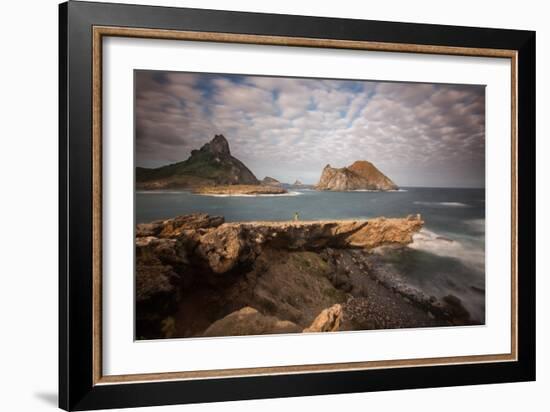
[261,176,283,187]
[315,160,398,191]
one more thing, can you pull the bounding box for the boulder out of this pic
[303,304,343,332]
[195,224,251,274]
[202,307,301,337]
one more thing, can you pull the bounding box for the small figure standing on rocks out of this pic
[293,212,300,221]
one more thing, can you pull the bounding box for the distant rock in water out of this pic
[261,176,282,187]
[293,179,304,186]
[315,160,398,191]
[136,134,259,189]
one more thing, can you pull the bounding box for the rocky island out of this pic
[136,134,291,195]
[137,134,260,190]
[261,176,283,187]
[136,213,473,339]
[136,135,397,194]
[316,160,398,191]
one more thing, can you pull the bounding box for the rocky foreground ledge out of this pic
[136,213,472,339]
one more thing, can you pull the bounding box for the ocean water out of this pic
[136,187,485,322]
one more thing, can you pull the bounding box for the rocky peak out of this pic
[316,160,398,191]
[348,160,376,175]
[200,134,231,156]
[136,134,259,188]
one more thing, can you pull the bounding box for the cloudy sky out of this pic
[135,70,485,187]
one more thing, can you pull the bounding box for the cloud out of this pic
[135,71,485,187]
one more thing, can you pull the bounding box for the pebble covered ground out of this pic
[321,248,447,330]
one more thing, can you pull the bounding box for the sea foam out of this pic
[413,201,470,207]
[409,229,484,272]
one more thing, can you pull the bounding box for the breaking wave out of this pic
[463,219,485,233]
[414,201,469,207]
[409,229,484,272]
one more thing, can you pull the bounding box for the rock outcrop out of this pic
[136,134,259,189]
[303,304,343,333]
[135,236,188,338]
[150,215,423,275]
[261,176,283,187]
[193,184,287,195]
[137,213,225,238]
[316,160,398,191]
[135,213,426,338]
[202,307,301,337]
[293,179,304,186]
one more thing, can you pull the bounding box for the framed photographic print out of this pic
[59,1,536,410]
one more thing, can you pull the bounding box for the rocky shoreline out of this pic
[193,184,287,195]
[136,213,475,339]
